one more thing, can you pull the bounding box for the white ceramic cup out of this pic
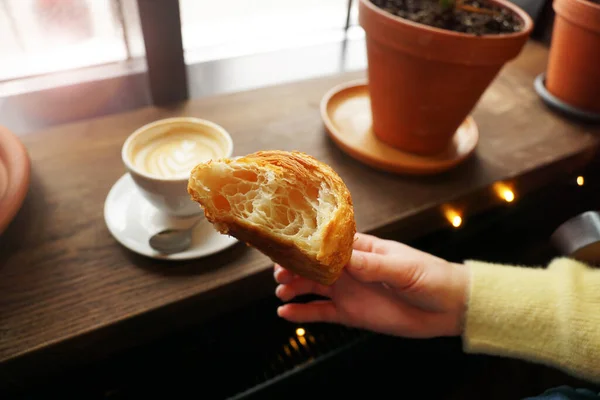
[121,117,234,217]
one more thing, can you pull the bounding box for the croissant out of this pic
[187,150,356,285]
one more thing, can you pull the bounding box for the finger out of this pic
[274,263,285,275]
[353,232,390,254]
[352,232,378,252]
[346,249,421,289]
[277,300,338,323]
[274,265,295,284]
[275,279,333,302]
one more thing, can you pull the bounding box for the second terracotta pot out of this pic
[359,0,534,156]
[546,0,600,114]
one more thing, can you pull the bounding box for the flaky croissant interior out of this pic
[189,160,338,256]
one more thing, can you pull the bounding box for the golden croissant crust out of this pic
[187,150,356,285]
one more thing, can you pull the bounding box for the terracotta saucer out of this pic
[320,80,479,175]
[0,126,30,235]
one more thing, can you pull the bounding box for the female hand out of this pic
[274,232,469,338]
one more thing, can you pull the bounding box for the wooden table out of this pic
[1,41,598,382]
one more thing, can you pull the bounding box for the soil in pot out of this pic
[370,0,523,34]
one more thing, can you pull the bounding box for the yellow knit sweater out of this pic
[463,258,600,383]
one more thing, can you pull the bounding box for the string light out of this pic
[501,189,515,202]
[577,176,584,186]
[444,207,463,228]
[296,327,305,337]
[493,182,516,203]
[451,215,462,228]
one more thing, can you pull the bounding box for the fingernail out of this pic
[277,306,284,316]
[275,285,284,298]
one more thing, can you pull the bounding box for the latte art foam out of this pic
[133,132,223,179]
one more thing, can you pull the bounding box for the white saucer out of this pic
[104,173,238,260]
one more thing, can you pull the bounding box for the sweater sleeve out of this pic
[463,258,600,383]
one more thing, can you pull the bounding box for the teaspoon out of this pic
[149,219,202,254]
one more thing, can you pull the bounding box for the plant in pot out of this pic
[540,0,600,119]
[358,0,534,156]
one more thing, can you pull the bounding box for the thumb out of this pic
[346,250,421,289]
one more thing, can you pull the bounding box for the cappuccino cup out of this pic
[122,117,233,217]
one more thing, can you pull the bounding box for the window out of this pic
[179,0,360,64]
[1,0,359,84]
[0,0,143,82]
[0,0,365,105]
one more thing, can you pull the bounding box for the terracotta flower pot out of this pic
[545,0,600,114]
[358,0,534,156]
